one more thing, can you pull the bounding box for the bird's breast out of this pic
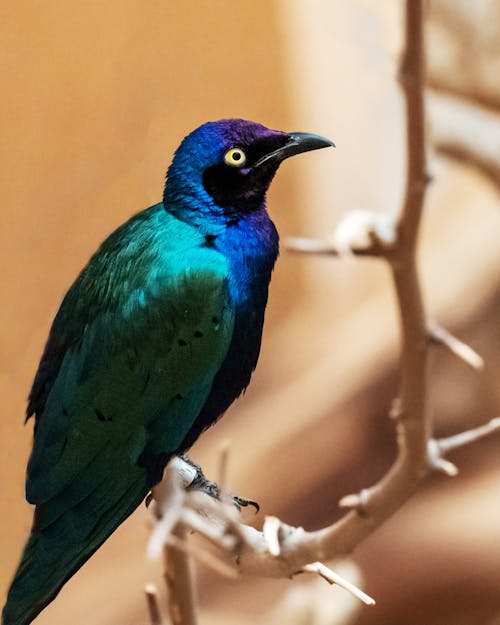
[180,211,279,447]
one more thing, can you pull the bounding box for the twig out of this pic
[149,457,199,625]
[428,322,484,371]
[286,236,383,258]
[301,562,375,606]
[426,439,459,476]
[148,458,186,559]
[144,584,163,625]
[164,525,198,625]
[436,417,500,455]
[146,3,500,621]
[286,207,399,258]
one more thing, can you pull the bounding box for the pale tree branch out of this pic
[288,92,500,261]
[269,561,364,625]
[150,463,199,625]
[286,210,397,259]
[145,2,500,623]
[436,417,500,456]
[301,562,375,606]
[427,322,484,371]
[144,584,163,625]
[149,407,500,608]
[163,525,198,625]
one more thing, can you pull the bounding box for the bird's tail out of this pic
[2,478,147,625]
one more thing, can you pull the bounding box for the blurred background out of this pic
[1,1,500,624]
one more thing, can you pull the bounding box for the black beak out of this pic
[254,132,335,168]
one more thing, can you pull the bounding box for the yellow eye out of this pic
[224,148,246,167]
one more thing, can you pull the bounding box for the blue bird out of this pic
[2,119,333,625]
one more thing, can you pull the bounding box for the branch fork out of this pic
[144,3,500,624]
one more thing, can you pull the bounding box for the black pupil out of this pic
[232,151,241,161]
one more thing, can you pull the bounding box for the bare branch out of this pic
[286,236,381,258]
[145,5,500,623]
[163,525,198,625]
[436,417,500,455]
[144,584,163,625]
[428,322,485,371]
[301,562,376,606]
[426,440,459,476]
[285,237,373,256]
[148,458,186,559]
[286,209,398,259]
[398,0,427,240]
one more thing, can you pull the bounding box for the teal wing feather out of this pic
[27,205,234,502]
[2,205,235,625]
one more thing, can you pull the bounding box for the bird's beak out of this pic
[254,132,335,168]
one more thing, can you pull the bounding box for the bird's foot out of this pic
[145,455,260,512]
[181,454,260,512]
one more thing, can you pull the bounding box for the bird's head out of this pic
[163,119,334,231]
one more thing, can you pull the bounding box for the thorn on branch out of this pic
[389,397,403,420]
[437,417,500,455]
[427,440,459,476]
[428,322,484,371]
[145,584,163,625]
[338,489,371,515]
[301,562,376,606]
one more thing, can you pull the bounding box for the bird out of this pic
[2,118,333,625]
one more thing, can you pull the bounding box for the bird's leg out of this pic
[180,454,260,512]
[145,455,260,511]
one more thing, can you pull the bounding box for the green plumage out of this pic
[5,205,234,625]
[3,118,333,625]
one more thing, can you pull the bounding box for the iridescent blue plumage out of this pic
[3,119,333,625]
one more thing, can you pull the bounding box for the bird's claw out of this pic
[232,495,260,513]
[145,455,260,513]
[182,454,260,513]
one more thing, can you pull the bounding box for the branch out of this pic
[436,417,500,456]
[163,526,198,625]
[151,461,377,607]
[301,562,375,606]
[427,322,484,371]
[151,409,500,593]
[145,3,500,622]
[398,0,427,241]
[286,210,397,259]
[150,461,198,625]
[144,584,163,625]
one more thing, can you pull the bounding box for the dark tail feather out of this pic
[2,480,147,625]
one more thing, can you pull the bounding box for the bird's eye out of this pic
[223,148,247,167]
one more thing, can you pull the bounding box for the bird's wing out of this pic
[25,236,234,507]
[3,225,237,625]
